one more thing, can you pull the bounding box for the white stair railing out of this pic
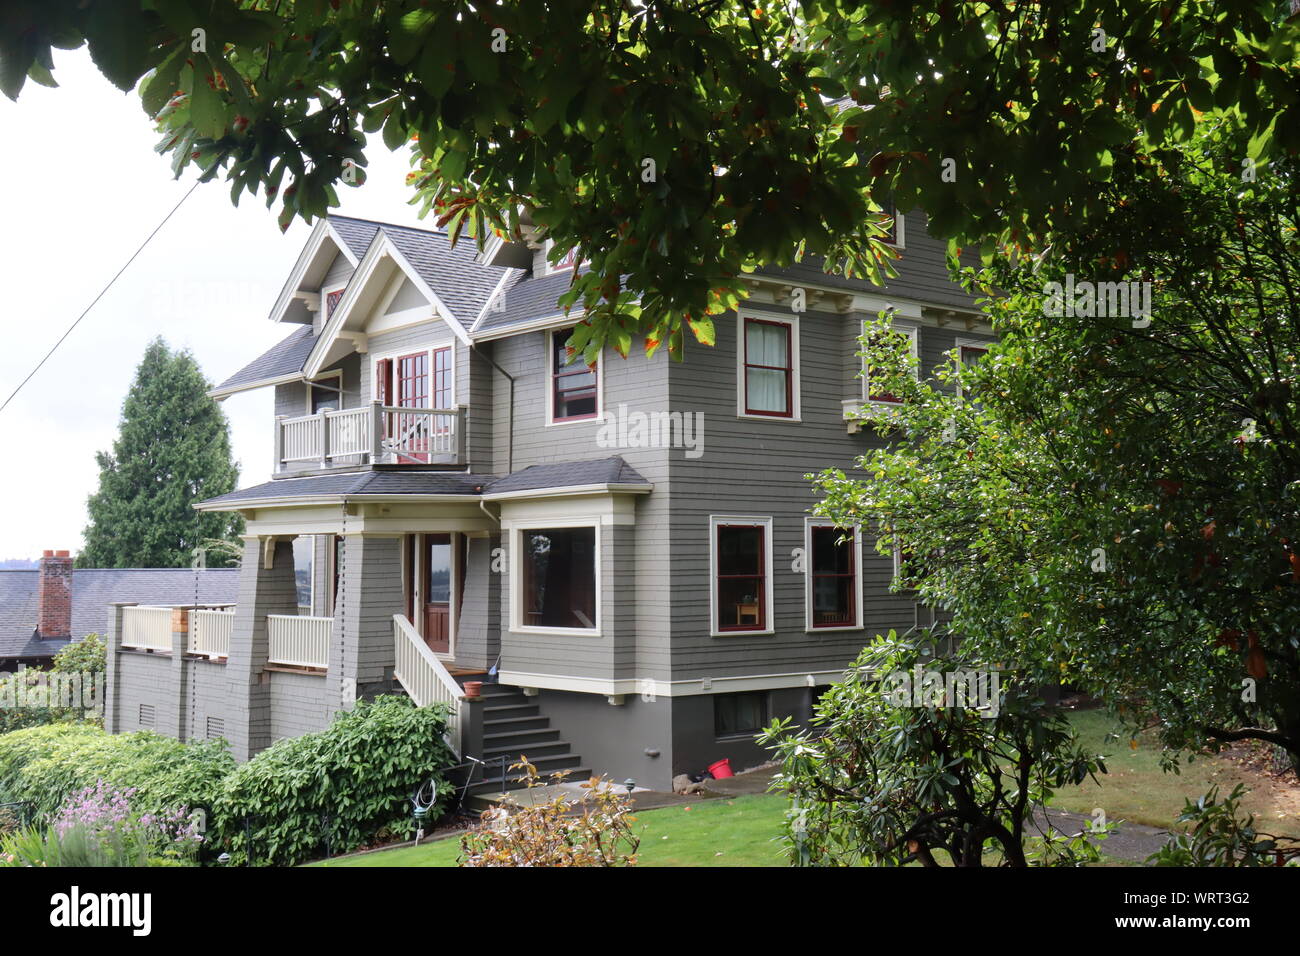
[267,614,332,669]
[392,614,464,755]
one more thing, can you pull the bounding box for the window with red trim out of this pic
[326,289,344,316]
[864,325,918,404]
[809,526,856,628]
[716,524,766,631]
[743,318,793,417]
[551,328,598,421]
[432,346,452,408]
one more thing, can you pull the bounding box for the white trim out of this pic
[471,311,592,342]
[304,369,343,415]
[483,482,652,502]
[369,340,457,410]
[861,320,920,405]
[470,268,519,332]
[545,326,604,426]
[735,311,801,421]
[953,336,991,400]
[509,517,602,636]
[883,203,906,249]
[496,668,847,697]
[304,231,468,380]
[803,519,865,632]
[268,220,360,326]
[708,515,775,637]
[208,371,304,400]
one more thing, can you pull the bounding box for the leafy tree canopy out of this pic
[79,338,243,569]
[3,1,1297,359]
[816,119,1300,771]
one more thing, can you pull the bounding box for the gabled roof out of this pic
[196,457,651,510]
[210,325,316,398]
[0,568,239,660]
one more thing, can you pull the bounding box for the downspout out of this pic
[471,343,514,475]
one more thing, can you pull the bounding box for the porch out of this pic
[275,401,466,473]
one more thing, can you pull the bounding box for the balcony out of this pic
[275,401,465,473]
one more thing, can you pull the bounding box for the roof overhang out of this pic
[207,370,305,401]
[267,219,362,326]
[482,482,654,501]
[303,231,470,379]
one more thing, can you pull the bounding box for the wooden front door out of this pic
[423,534,452,654]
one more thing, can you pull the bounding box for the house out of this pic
[0,551,238,671]
[103,206,992,791]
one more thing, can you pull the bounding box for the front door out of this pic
[423,534,452,654]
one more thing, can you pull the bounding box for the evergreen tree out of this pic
[78,338,243,569]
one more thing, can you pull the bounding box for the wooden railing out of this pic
[190,609,234,658]
[267,615,331,669]
[392,614,464,755]
[121,606,174,651]
[275,401,464,471]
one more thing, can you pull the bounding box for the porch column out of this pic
[104,602,135,734]
[226,535,298,761]
[326,532,404,716]
[454,533,501,671]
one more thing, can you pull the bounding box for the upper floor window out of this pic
[739,314,800,419]
[882,202,905,247]
[863,324,919,404]
[549,327,599,423]
[324,286,345,317]
[956,340,988,401]
[711,516,773,635]
[543,240,584,275]
[514,524,599,633]
[806,522,862,631]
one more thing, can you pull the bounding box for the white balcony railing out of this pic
[121,606,174,651]
[267,614,331,669]
[275,401,464,471]
[190,609,234,658]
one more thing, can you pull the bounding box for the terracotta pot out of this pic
[463,681,483,699]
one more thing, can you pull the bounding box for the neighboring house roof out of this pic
[197,457,651,509]
[0,568,240,661]
[211,325,316,397]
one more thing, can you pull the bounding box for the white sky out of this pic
[0,50,433,561]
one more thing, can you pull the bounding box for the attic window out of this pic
[326,288,345,316]
[543,240,584,275]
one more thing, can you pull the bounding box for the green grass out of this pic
[313,793,789,867]
[1051,709,1300,837]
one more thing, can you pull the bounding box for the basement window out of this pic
[714,692,768,738]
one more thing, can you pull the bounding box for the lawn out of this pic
[313,793,789,867]
[1048,709,1300,838]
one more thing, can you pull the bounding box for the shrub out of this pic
[0,635,108,736]
[212,696,455,866]
[0,723,234,819]
[1149,785,1300,867]
[459,762,640,867]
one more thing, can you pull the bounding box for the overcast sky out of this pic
[0,50,433,562]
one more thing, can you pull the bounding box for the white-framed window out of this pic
[322,280,347,318]
[509,518,602,636]
[953,337,990,400]
[709,515,775,636]
[804,519,863,631]
[882,202,906,249]
[862,322,919,404]
[307,369,343,415]
[736,312,801,420]
[542,239,584,275]
[546,326,602,425]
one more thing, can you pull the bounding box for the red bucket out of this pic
[707,758,734,779]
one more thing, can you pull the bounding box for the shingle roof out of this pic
[212,324,316,395]
[474,268,580,334]
[199,457,650,508]
[0,569,239,660]
[484,457,650,495]
[328,216,381,260]
[375,222,510,332]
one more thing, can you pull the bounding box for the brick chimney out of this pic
[37,550,73,639]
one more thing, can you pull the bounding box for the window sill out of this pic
[711,628,775,638]
[737,411,801,423]
[806,624,865,634]
[510,625,603,638]
[545,415,601,427]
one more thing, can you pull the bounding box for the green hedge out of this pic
[213,696,455,866]
[0,723,233,818]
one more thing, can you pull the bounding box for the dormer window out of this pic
[543,239,584,275]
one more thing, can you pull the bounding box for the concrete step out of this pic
[483,702,541,719]
[482,727,561,749]
[481,713,550,733]
[483,741,572,761]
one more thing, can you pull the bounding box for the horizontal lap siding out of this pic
[269,670,333,740]
[667,306,949,681]
[486,332,672,682]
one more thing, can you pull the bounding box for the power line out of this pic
[0,181,200,415]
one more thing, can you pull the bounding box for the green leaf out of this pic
[188,62,227,140]
[141,45,186,118]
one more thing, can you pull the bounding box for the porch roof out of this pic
[196,457,652,510]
